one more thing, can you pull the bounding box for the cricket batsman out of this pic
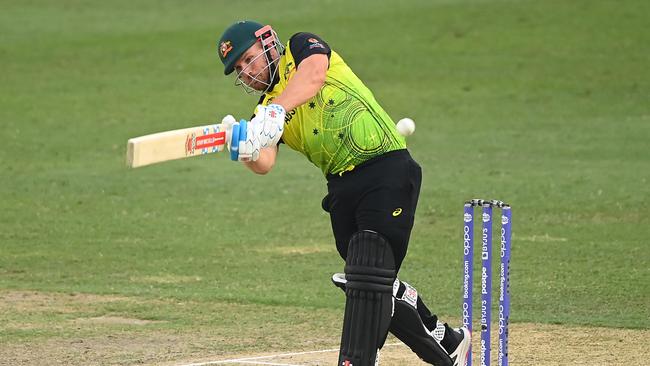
[216,20,471,366]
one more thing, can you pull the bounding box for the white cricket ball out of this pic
[396,118,415,136]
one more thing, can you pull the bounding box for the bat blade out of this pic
[127,124,228,168]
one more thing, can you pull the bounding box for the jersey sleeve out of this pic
[288,32,331,67]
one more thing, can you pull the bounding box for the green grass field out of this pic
[1,0,649,364]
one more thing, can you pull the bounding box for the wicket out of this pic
[462,199,512,366]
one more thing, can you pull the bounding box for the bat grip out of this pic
[229,120,248,161]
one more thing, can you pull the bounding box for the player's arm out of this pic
[242,54,327,174]
[243,146,277,175]
[221,115,279,175]
[238,56,328,173]
[272,33,331,111]
[229,34,331,174]
[272,54,328,111]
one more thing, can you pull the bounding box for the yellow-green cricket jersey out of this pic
[257,33,406,176]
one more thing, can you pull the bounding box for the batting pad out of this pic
[338,230,396,366]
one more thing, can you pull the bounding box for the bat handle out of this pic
[229,119,248,161]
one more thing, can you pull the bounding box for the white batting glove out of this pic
[221,114,238,154]
[237,120,261,162]
[250,104,285,148]
[223,116,261,162]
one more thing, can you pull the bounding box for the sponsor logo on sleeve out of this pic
[307,37,325,50]
[402,282,418,308]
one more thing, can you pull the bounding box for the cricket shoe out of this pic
[443,326,471,366]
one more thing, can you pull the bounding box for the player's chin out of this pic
[249,81,267,91]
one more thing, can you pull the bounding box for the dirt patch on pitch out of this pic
[130,275,203,284]
[259,244,335,255]
[164,323,649,366]
[1,290,647,365]
[2,323,649,365]
[506,323,648,365]
[1,332,208,366]
[72,316,165,326]
[0,290,130,313]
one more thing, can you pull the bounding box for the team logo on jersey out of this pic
[219,41,233,58]
[284,61,294,79]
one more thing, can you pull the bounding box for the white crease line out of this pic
[176,342,403,366]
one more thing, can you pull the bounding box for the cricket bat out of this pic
[126,123,229,168]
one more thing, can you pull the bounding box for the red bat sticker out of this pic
[185,134,195,155]
[185,131,226,155]
[195,132,226,149]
